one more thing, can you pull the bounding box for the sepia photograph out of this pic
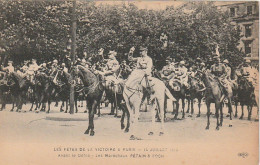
[0,1,259,165]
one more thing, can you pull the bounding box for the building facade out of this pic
[218,1,259,64]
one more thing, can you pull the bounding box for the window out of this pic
[244,41,252,54]
[230,8,235,17]
[245,24,252,37]
[247,6,253,15]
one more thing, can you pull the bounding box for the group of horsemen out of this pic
[0,46,259,108]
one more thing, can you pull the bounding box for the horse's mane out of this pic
[76,65,97,86]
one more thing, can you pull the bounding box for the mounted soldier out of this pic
[160,57,176,84]
[127,46,154,95]
[210,56,233,102]
[170,61,189,90]
[241,59,259,107]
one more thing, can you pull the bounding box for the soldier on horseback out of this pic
[127,46,154,96]
[161,57,175,81]
[210,56,232,102]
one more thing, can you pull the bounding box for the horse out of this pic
[186,74,205,117]
[123,70,176,140]
[73,65,130,136]
[0,80,10,111]
[55,70,79,113]
[34,72,57,113]
[199,70,233,130]
[168,76,186,119]
[235,76,256,120]
[6,72,32,112]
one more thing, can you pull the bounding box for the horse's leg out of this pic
[109,99,115,115]
[81,100,83,107]
[181,98,185,119]
[191,98,194,115]
[46,100,51,113]
[186,99,190,113]
[158,95,165,136]
[120,104,126,130]
[220,103,223,127]
[65,100,68,113]
[97,104,101,117]
[215,102,220,130]
[227,98,233,127]
[84,100,92,135]
[148,100,156,136]
[84,100,88,113]
[89,100,98,136]
[75,98,78,113]
[239,105,244,120]
[60,101,64,112]
[234,100,238,118]
[173,99,179,120]
[10,95,15,112]
[197,98,201,117]
[205,101,210,130]
[122,96,131,133]
[247,105,252,120]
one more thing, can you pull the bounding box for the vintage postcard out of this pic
[0,1,259,165]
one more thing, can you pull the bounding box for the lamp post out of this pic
[69,0,77,114]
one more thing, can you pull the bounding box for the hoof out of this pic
[124,128,129,133]
[108,112,115,115]
[159,132,164,136]
[186,110,189,113]
[84,129,90,134]
[205,126,209,130]
[156,118,161,122]
[148,132,154,136]
[65,111,68,113]
[121,124,125,130]
[84,110,87,113]
[255,119,259,122]
[90,131,95,136]
[29,109,32,112]
[46,111,49,114]
[216,126,219,130]
[239,117,243,120]
[60,109,64,112]
[226,114,230,118]
[129,135,142,140]
[229,124,232,127]
[35,111,39,113]
[234,114,237,118]
[10,110,14,112]
[196,114,200,118]
[248,117,251,121]
[188,114,192,118]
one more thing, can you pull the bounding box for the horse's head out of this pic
[171,78,182,91]
[238,76,254,92]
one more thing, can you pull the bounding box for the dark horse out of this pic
[56,70,79,113]
[34,72,57,113]
[186,74,204,117]
[74,65,130,136]
[7,72,32,112]
[234,76,256,120]
[169,77,186,119]
[200,70,233,130]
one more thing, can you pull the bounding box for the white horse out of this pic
[123,70,176,140]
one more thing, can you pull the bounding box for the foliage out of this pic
[0,1,244,68]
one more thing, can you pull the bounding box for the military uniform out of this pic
[210,61,232,97]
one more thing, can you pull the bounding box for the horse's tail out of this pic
[165,87,176,102]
